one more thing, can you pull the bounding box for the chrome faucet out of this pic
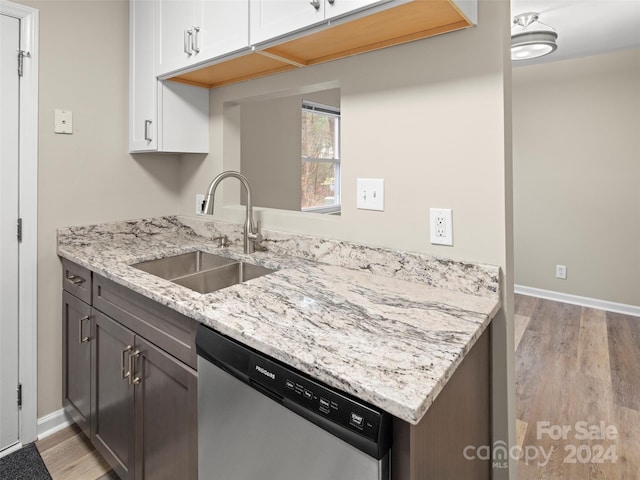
[203,171,262,254]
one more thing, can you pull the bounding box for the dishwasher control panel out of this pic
[196,324,392,459]
[248,355,382,442]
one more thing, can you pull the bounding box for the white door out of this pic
[0,13,21,452]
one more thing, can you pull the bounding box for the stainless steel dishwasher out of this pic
[195,324,392,480]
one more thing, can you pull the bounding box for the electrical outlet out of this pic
[196,194,205,215]
[356,178,384,211]
[430,208,453,246]
[555,264,567,279]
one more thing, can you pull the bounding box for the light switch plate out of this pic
[356,178,384,211]
[54,109,73,134]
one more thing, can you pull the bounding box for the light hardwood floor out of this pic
[35,295,639,479]
[515,294,640,479]
[35,424,115,480]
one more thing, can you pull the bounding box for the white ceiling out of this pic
[510,0,640,65]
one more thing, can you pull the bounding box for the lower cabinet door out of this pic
[62,291,92,437]
[92,310,136,480]
[134,336,198,480]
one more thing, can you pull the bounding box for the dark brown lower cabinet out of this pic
[62,291,92,437]
[91,310,198,480]
[92,310,135,480]
[134,336,198,480]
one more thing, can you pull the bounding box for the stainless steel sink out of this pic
[132,251,236,280]
[172,262,275,294]
[131,251,276,294]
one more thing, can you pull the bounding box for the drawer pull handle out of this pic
[67,275,85,286]
[310,0,321,10]
[121,345,133,380]
[78,315,90,343]
[129,350,142,385]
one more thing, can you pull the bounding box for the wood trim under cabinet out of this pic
[169,0,472,89]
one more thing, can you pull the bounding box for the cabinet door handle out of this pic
[121,345,133,380]
[192,26,200,54]
[78,315,90,343]
[128,350,142,385]
[66,274,85,286]
[144,120,152,141]
[184,29,193,55]
[310,0,321,10]
[328,0,335,4]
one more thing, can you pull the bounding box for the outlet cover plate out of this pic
[356,178,384,211]
[430,208,453,246]
[54,109,73,134]
[195,194,205,215]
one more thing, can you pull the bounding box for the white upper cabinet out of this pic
[130,0,158,151]
[324,0,387,20]
[198,1,250,62]
[249,0,325,45]
[129,0,209,153]
[157,0,249,77]
[249,0,389,46]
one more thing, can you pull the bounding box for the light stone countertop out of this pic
[57,216,501,425]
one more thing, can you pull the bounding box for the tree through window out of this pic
[301,101,341,214]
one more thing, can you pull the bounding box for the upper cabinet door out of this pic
[250,0,325,45]
[130,0,158,152]
[156,0,199,76]
[198,0,250,61]
[157,0,250,77]
[324,0,388,20]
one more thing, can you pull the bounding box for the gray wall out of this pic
[513,48,640,306]
[240,88,340,211]
[24,0,181,416]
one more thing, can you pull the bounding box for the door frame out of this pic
[0,0,39,445]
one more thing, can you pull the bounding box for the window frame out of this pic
[301,100,341,214]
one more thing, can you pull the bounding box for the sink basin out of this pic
[172,262,275,294]
[131,251,276,294]
[132,251,236,280]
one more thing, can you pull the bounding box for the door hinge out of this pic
[17,384,22,408]
[18,50,30,77]
[17,218,23,243]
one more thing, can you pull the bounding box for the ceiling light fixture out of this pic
[511,12,558,61]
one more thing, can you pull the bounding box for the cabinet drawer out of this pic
[62,259,93,304]
[93,274,198,369]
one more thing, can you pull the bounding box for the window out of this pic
[301,101,341,214]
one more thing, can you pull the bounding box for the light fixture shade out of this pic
[511,30,558,61]
[511,12,558,61]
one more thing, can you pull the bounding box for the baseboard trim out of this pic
[37,408,73,441]
[514,285,640,318]
[0,442,23,458]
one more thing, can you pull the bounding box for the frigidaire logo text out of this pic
[255,365,276,380]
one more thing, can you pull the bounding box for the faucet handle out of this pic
[248,220,263,244]
[212,235,230,248]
